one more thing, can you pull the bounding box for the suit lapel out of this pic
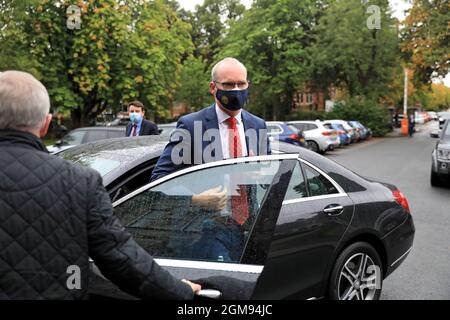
[242,109,257,155]
[203,104,223,160]
[140,120,147,135]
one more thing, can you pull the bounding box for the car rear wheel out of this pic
[328,242,383,300]
[430,171,442,187]
[307,140,319,153]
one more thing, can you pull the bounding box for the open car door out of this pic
[89,155,297,299]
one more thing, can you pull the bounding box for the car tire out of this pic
[430,171,442,187]
[328,242,383,300]
[306,140,319,153]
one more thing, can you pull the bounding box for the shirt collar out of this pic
[215,104,243,126]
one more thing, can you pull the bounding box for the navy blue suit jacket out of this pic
[151,104,271,181]
[126,119,159,136]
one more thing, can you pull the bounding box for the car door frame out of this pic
[251,157,355,299]
[100,154,298,299]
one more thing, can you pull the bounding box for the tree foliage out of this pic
[219,0,324,120]
[309,0,400,99]
[174,55,212,110]
[325,98,391,136]
[0,0,192,126]
[426,83,450,111]
[401,0,449,85]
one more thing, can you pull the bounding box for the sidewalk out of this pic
[385,127,404,138]
[386,121,435,138]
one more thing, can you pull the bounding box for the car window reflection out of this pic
[113,160,282,263]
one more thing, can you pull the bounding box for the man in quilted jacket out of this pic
[0,71,201,300]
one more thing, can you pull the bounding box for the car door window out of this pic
[284,162,307,200]
[268,125,282,134]
[108,130,124,139]
[290,123,302,131]
[304,164,338,196]
[62,130,85,145]
[113,160,281,264]
[85,130,109,142]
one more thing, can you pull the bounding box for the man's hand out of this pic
[191,186,227,211]
[182,279,202,294]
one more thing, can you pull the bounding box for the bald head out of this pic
[211,57,247,82]
[0,71,51,134]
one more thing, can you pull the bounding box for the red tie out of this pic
[226,117,249,225]
[131,124,137,137]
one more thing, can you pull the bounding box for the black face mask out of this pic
[216,89,249,111]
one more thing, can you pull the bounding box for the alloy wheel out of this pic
[337,253,380,300]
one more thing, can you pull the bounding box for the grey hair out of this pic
[0,71,50,130]
[211,57,247,82]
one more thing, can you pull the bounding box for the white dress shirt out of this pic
[215,104,248,159]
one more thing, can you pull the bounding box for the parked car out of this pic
[288,120,339,153]
[348,121,370,141]
[266,121,307,148]
[158,122,177,139]
[427,111,438,121]
[324,122,350,146]
[326,120,359,143]
[392,113,405,128]
[47,126,126,154]
[58,136,415,300]
[415,113,425,125]
[430,119,450,187]
[106,117,130,126]
[438,112,450,129]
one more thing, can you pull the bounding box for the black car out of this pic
[47,126,126,154]
[430,119,450,186]
[58,136,415,300]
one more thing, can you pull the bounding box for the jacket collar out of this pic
[0,129,49,153]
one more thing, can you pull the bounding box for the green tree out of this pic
[401,0,449,85]
[426,84,450,111]
[174,55,212,110]
[309,0,400,99]
[0,0,192,127]
[185,0,246,65]
[219,0,322,120]
[325,98,390,136]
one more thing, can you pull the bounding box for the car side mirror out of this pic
[55,140,63,147]
[430,131,440,138]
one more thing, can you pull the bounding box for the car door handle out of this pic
[323,204,344,216]
[196,289,222,299]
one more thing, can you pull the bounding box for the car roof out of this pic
[58,135,370,194]
[158,123,177,127]
[288,120,321,123]
[72,126,126,131]
[57,135,168,186]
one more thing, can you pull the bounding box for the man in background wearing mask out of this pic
[151,57,270,181]
[126,100,159,137]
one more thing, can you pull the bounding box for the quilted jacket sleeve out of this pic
[86,171,194,300]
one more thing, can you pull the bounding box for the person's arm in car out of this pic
[151,117,191,182]
[86,171,200,299]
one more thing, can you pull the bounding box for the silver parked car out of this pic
[288,120,339,154]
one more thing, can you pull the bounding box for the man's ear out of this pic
[39,114,53,138]
[209,81,216,95]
